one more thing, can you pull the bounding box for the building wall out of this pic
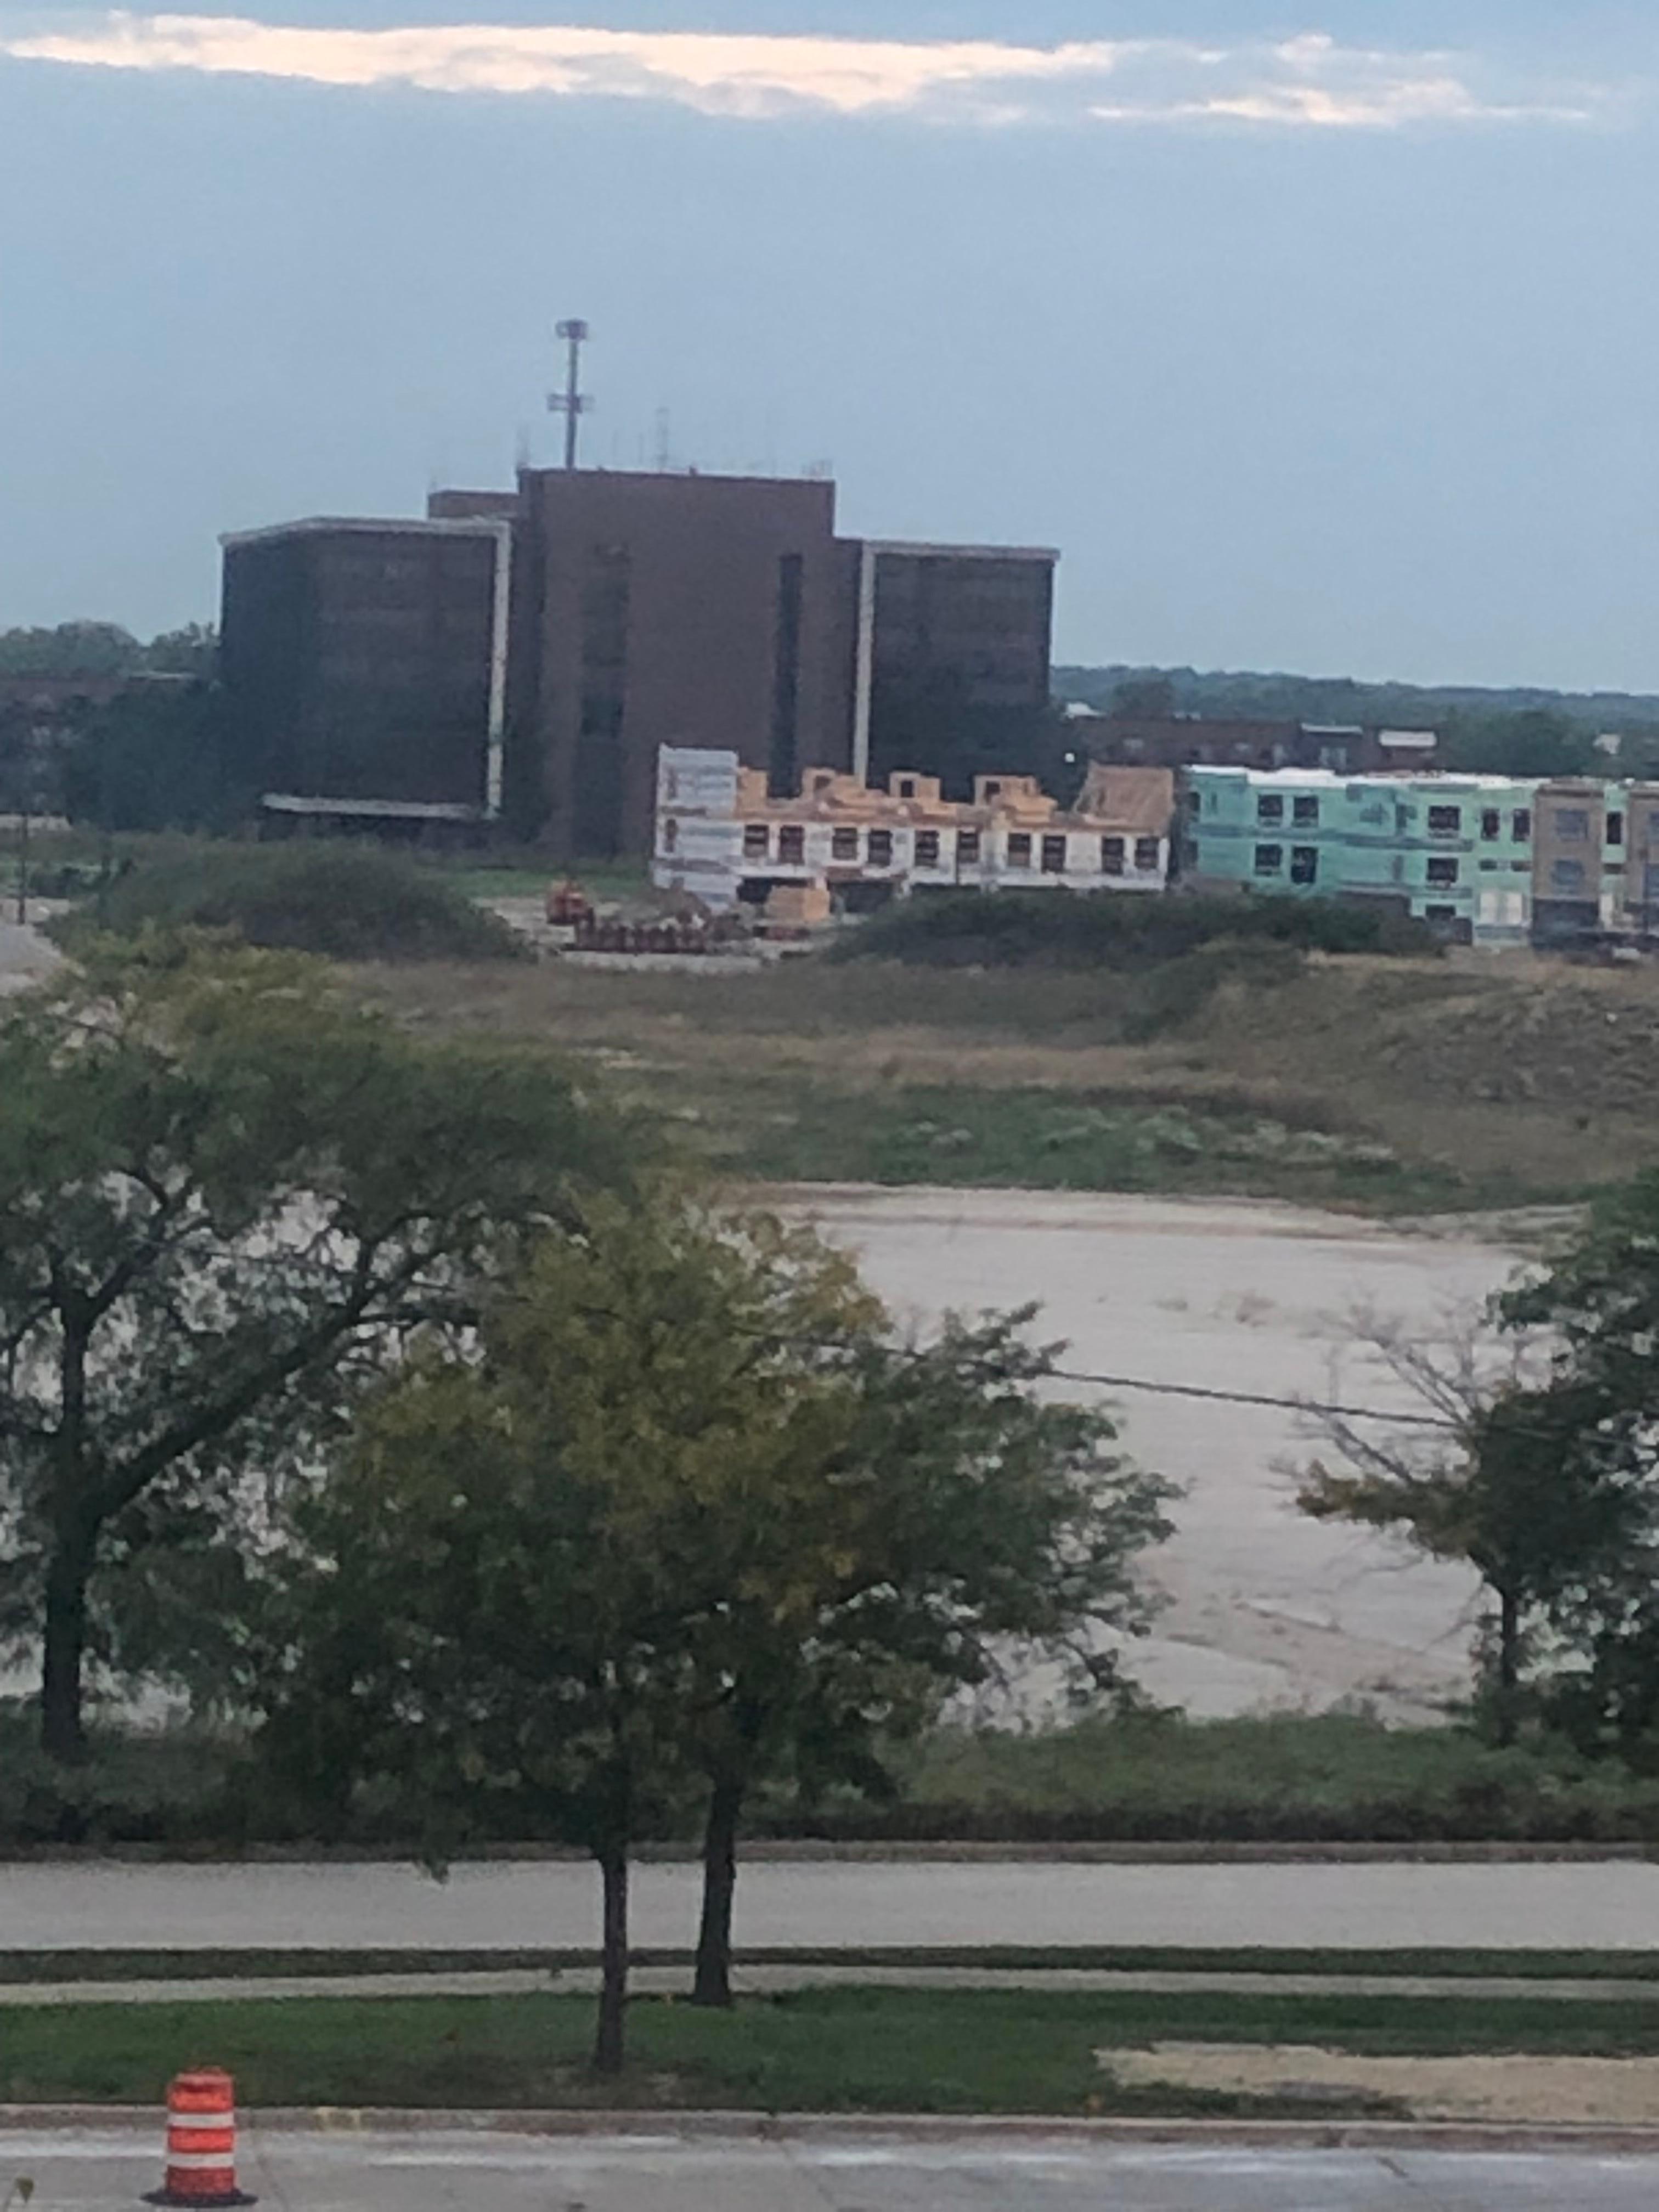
[510,472,855,861]
[1185,768,1541,944]
[857,545,1057,795]
[219,521,505,812]
[654,746,1170,909]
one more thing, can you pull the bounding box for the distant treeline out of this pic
[1057,663,1659,740]
[0,619,216,680]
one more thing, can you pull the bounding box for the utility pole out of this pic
[548,318,592,471]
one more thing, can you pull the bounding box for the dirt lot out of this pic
[359,946,1659,1211]
[1107,2042,1659,2124]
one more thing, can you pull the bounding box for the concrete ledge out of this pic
[5,1839,1659,1865]
[8,2108,1659,2156]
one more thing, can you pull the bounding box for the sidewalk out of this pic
[9,1962,1659,2005]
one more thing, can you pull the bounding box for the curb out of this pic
[8,2108,1659,2155]
[5,1841,1659,1865]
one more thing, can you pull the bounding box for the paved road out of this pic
[10,1857,1659,1951]
[6,2126,1659,2208]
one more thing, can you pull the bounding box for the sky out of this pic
[3,1,1658,687]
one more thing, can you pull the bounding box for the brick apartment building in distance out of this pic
[221,467,1057,859]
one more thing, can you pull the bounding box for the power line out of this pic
[1046,1369,1458,1431]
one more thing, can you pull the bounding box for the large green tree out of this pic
[258,1198,1175,2062]
[680,1304,1176,2007]
[0,936,616,1763]
[259,1200,877,2069]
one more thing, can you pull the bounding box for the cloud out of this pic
[0,12,1605,129]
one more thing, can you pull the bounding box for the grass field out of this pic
[356,946,1659,1213]
[14,1986,1659,2114]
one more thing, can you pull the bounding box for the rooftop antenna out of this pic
[548,318,593,470]
[654,407,673,473]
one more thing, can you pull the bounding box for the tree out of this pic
[259,1198,880,2070]
[0,624,141,680]
[1109,675,1177,720]
[0,935,618,1764]
[63,680,237,834]
[1496,1174,1659,1751]
[1294,1316,1625,1743]
[1439,708,1595,781]
[681,1307,1176,2007]
[259,1197,1175,2060]
[143,625,218,680]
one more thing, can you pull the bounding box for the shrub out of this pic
[832,891,1437,970]
[53,843,527,964]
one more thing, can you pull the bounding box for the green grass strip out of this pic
[10,1988,1659,2116]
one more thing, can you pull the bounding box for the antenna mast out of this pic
[548,318,592,471]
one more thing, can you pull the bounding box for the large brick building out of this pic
[222,470,1057,857]
[219,517,511,826]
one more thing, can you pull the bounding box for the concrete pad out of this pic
[804,1189,1523,1720]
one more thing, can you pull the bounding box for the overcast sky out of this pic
[3,1,1657,686]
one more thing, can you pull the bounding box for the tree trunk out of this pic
[592,1844,630,2075]
[40,1532,95,1765]
[1494,1586,1522,1749]
[691,1775,744,2008]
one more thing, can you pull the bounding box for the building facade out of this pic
[223,470,1058,856]
[853,543,1058,796]
[1184,767,1659,948]
[494,470,858,860]
[654,747,1171,910]
[1184,768,1541,944]
[1075,714,1439,777]
[219,517,510,825]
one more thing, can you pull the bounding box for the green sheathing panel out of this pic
[1187,769,1542,943]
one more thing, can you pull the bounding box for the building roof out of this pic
[221,515,509,550]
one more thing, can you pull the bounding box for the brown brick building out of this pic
[493,470,857,859]
[222,470,1057,857]
[1070,714,1438,777]
[219,517,511,822]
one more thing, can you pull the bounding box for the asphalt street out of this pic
[11,1857,1659,1950]
[5,2127,1659,2209]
